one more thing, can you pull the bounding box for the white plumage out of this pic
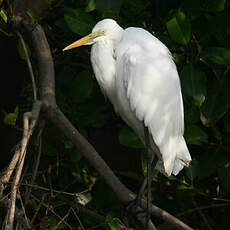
[64,19,191,176]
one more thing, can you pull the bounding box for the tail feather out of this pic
[154,136,191,176]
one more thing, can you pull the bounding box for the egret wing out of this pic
[116,30,190,175]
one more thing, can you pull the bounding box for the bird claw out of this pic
[125,198,146,217]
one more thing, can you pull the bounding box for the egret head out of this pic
[63,19,123,51]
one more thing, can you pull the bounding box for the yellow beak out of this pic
[63,30,105,51]
[63,34,93,51]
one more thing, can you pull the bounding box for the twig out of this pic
[60,196,105,223]
[71,207,85,230]
[5,101,42,230]
[192,198,213,230]
[0,27,14,37]
[177,203,230,217]
[0,192,11,202]
[32,120,45,182]
[30,194,46,225]
[16,31,37,100]
[192,33,202,55]
[5,112,31,230]
[18,192,31,228]
[60,195,135,230]
[0,193,31,230]
[51,208,72,230]
[21,182,90,197]
[31,194,73,229]
[0,146,20,195]
[24,120,45,206]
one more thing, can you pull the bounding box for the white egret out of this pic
[63,19,191,228]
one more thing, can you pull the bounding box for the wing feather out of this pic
[115,28,191,175]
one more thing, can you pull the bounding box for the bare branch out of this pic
[24,120,45,206]
[0,146,20,195]
[192,198,213,230]
[71,207,85,230]
[177,203,230,217]
[5,101,43,230]
[16,31,37,100]
[18,192,31,228]
[51,208,72,230]
[5,112,31,230]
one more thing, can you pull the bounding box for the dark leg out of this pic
[126,155,155,211]
[143,126,158,229]
[135,154,157,206]
[144,126,152,229]
[125,125,158,228]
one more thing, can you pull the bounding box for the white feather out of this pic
[90,19,191,176]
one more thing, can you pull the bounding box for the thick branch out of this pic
[29,24,56,104]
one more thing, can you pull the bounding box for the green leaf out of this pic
[95,0,122,12]
[201,77,230,127]
[214,0,226,12]
[184,125,208,145]
[70,71,93,104]
[181,64,206,107]
[17,39,31,60]
[26,9,36,22]
[166,10,191,45]
[205,0,226,12]
[3,106,19,126]
[64,9,95,36]
[202,47,230,66]
[85,0,96,12]
[0,8,7,23]
[118,126,144,149]
[106,213,121,230]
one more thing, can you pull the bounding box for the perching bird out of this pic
[63,19,191,228]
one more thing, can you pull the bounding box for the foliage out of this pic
[1,0,230,229]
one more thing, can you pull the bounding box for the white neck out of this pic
[90,39,117,103]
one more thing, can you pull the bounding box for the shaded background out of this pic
[1,0,230,229]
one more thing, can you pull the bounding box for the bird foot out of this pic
[125,198,152,230]
[125,198,146,217]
